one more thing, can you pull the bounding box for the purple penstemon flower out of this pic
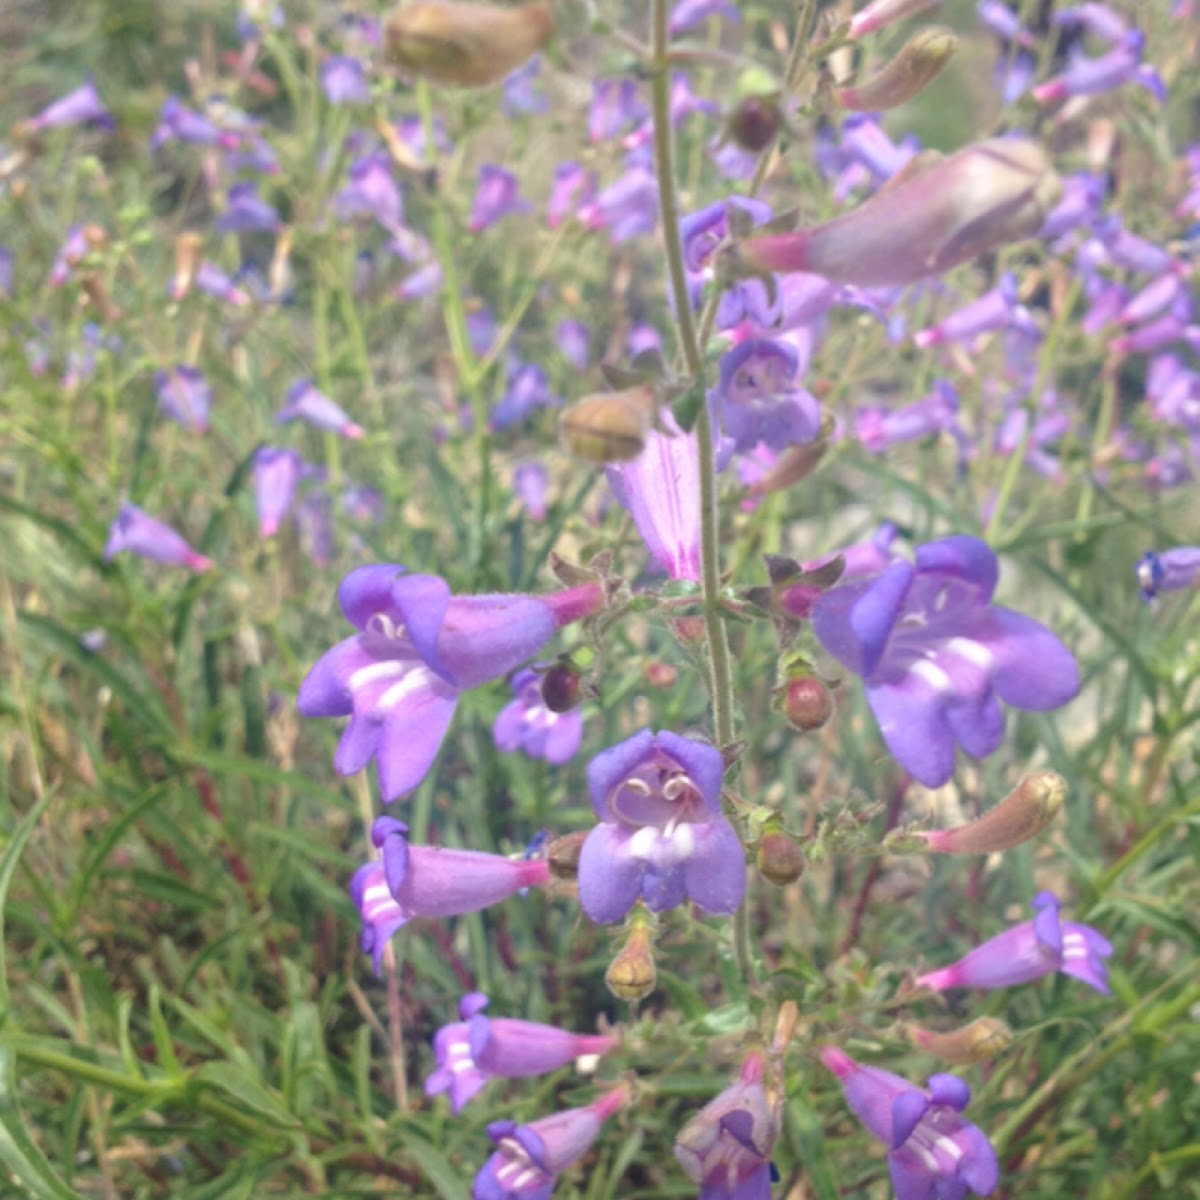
[576,163,658,243]
[104,503,213,573]
[277,378,364,438]
[916,891,1114,994]
[352,818,552,972]
[1136,546,1200,600]
[150,97,225,151]
[252,447,305,537]
[216,181,281,234]
[155,365,212,432]
[513,462,549,520]
[297,565,604,801]
[321,55,371,105]
[473,1086,629,1200]
[674,1050,781,1200]
[914,274,1020,349]
[812,536,1080,787]
[470,165,531,233]
[577,730,745,924]
[425,992,618,1114]
[680,197,778,330]
[855,381,961,456]
[493,668,583,765]
[22,78,114,134]
[606,418,702,582]
[715,339,822,453]
[334,152,404,235]
[491,363,559,431]
[821,1047,999,1200]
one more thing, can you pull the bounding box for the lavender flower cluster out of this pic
[11,0,1194,1195]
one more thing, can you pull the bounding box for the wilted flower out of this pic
[297,564,603,800]
[104,503,213,572]
[916,890,1114,993]
[577,730,745,924]
[821,1046,998,1200]
[425,992,617,1113]
[812,535,1080,786]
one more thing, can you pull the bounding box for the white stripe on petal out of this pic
[943,636,994,671]
[911,658,952,692]
[374,666,439,716]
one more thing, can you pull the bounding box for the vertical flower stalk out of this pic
[649,0,734,751]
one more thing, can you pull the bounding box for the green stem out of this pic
[650,0,734,750]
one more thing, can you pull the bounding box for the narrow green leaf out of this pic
[0,1045,83,1200]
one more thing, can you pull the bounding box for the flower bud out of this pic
[726,94,783,154]
[644,661,678,689]
[741,137,1061,287]
[384,1,553,88]
[606,914,657,1002]
[919,771,1065,854]
[756,830,805,886]
[777,674,833,731]
[669,616,706,646]
[171,230,204,301]
[541,662,583,713]
[547,830,589,879]
[836,28,957,112]
[560,386,655,464]
[907,1017,1013,1065]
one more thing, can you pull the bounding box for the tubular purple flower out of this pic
[547,162,595,228]
[277,378,364,438]
[1136,547,1200,600]
[915,891,1114,994]
[154,366,212,432]
[914,274,1019,348]
[820,1046,998,1200]
[577,730,745,924]
[216,182,281,234]
[588,79,647,144]
[1032,31,1155,104]
[335,153,404,234]
[513,461,549,520]
[321,55,371,104]
[812,536,1080,787]
[470,165,531,233]
[606,420,702,582]
[150,97,223,150]
[253,447,304,537]
[426,992,618,1114]
[493,668,584,765]
[674,1051,781,1200]
[297,565,604,801]
[104,503,213,573]
[855,380,960,454]
[352,818,552,972]
[577,164,658,243]
[23,79,113,133]
[741,138,1061,287]
[473,1086,629,1200]
[715,340,822,453]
